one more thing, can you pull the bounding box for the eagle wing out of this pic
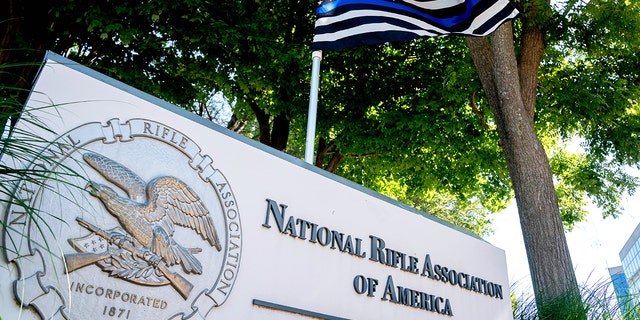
[83,152,147,203]
[146,177,221,251]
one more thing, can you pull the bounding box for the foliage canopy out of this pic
[1,0,639,238]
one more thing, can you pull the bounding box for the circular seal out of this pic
[3,118,242,319]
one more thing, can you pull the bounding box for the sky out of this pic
[486,189,640,296]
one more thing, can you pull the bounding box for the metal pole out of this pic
[304,50,322,164]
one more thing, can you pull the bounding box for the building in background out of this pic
[609,266,634,319]
[620,223,640,295]
[618,222,640,318]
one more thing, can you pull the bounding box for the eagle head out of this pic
[85,181,119,204]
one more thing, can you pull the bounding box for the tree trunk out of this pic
[468,23,583,317]
[247,99,290,151]
[270,113,289,151]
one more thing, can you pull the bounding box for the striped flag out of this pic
[312,0,520,51]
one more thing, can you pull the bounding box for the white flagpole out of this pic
[304,50,322,164]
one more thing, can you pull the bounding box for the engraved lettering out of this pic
[71,281,169,310]
[103,306,131,319]
[170,131,178,144]
[47,141,73,160]
[161,127,170,139]
[143,122,153,134]
[9,210,28,225]
[217,280,230,296]
[66,134,80,146]
[179,137,188,149]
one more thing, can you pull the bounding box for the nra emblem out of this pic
[3,118,242,319]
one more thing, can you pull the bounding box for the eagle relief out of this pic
[66,152,221,298]
[3,118,242,319]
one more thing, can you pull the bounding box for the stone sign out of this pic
[0,52,513,319]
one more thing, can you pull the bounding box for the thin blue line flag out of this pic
[312,0,520,51]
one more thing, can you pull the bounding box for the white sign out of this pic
[1,53,513,319]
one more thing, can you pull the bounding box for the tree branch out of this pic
[315,137,330,168]
[470,91,490,130]
[325,152,344,173]
[227,113,247,132]
[518,26,545,121]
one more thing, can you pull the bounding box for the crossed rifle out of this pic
[63,217,193,299]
